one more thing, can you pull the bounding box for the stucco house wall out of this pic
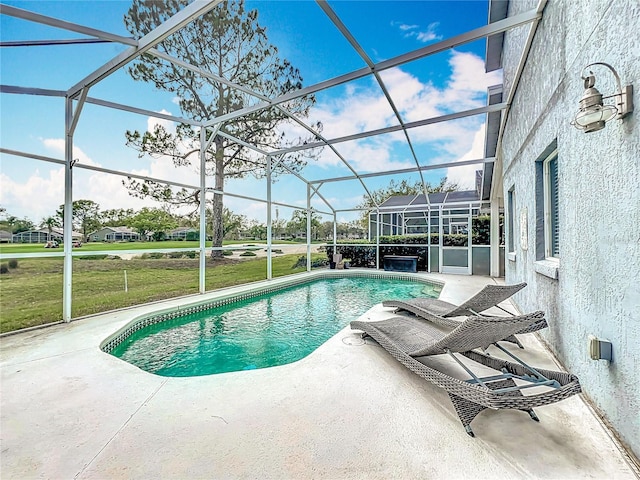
[500,0,639,458]
[88,227,141,242]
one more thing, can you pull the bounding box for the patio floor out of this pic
[1,272,637,479]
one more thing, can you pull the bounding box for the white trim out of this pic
[507,187,516,254]
[535,259,559,279]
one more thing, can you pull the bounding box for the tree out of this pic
[40,216,61,238]
[101,208,135,227]
[286,210,321,239]
[0,213,34,234]
[122,0,321,256]
[247,221,267,240]
[356,177,459,228]
[56,200,102,240]
[318,221,333,240]
[222,207,246,240]
[346,220,366,239]
[127,207,177,241]
[271,218,287,240]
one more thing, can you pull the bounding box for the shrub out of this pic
[311,257,328,268]
[326,241,376,268]
[222,250,233,256]
[326,236,430,270]
[8,259,18,269]
[292,255,329,269]
[292,255,307,268]
[168,251,184,259]
[77,255,108,260]
[143,252,165,259]
[0,264,8,274]
[239,251,257,257]
[472,215,491,245]
[442,234,470,247]
[184,251,196,258]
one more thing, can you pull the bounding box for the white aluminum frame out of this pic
[439,207,474,275]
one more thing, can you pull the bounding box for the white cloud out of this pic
[394,21,441,43]
[440,51,502,110]
[224,198,266,220]
[303,50,501,177]
[1,116,203,221]
[398,23,418,31]
[41,139,99,167]
[416,23,442,43]
[1,168,66,222]
[445,123,487,189]
[147,109,176,134]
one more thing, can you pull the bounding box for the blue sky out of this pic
[0,0,500,224]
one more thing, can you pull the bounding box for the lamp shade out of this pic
[572,104,618,132]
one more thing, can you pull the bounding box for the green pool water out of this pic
[111,277,440,377]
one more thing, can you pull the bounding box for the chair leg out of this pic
[449,378,536,436]
[448,392,487,437]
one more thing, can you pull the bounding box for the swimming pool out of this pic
[105,273,441,377]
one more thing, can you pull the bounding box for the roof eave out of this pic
[485,0,509,72]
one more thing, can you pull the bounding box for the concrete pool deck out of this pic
[1,272,638,479]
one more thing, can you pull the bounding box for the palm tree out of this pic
[41,216,60,241]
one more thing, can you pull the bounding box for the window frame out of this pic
[507,186,516,254]
[542,149,559,260]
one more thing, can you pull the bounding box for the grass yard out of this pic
[1,241,201,254]
[0,253,326,333]
[0,239,325,255]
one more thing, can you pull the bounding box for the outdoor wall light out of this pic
[571,62,634,133]
[589,335,613,362]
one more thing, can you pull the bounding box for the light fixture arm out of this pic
[581,62,622,92]
[581,62,633,119]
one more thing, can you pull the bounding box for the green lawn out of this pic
[0,240,325,255]
[1,241,201,254]
[0,253,326,333]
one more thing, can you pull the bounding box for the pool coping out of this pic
[100,269,444,354]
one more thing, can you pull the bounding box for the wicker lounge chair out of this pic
[382,282,546,348]
[350,312,581,437]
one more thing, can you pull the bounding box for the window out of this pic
[534,141,559,278]
[543,150,559,258]
[507,187,515,253]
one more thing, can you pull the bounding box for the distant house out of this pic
[0,230,12,243]
[88,226,141,242]
[12,227,82,244]
[369,189,487,238]
[367,189,496,275]
[166,227,198,241]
